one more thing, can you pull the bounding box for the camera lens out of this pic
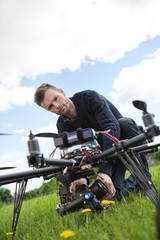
[90,179,108,200]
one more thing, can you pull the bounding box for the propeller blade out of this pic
[132,100,147,113]
[28,130,61,139]
[33,132,60,138]
[0,166,16,170]
[0,133,12,136]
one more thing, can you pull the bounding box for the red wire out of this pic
[51,147,57,158]
[99,131,119,143]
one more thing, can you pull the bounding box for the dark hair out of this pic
[34,83,59,106]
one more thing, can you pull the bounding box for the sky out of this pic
[0,0,160,194]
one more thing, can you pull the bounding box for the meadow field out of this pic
[0,164,160,240]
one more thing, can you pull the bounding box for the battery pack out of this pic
[54,128,95,148]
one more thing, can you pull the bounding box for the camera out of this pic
[56,179,109,215]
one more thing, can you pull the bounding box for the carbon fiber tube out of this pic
[0,166,61,186]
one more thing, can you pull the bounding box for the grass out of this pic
[0,164,160,240]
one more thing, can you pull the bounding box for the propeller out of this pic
[132,100,147,113]
[0,133,12,136]
[29,130,60,139]
[0,166,16,170]
[133,100,157,129]
[34,132,60,138]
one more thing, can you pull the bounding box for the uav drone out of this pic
[0,100,160,237]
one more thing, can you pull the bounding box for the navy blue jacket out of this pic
[57,90,123,177]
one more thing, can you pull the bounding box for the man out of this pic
[34,83,151,200]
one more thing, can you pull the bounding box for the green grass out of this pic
[0,164,160,240]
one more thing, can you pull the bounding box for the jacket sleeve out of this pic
[87,91,121,150]
[86,91,121,177]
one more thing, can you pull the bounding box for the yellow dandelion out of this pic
[82,208,92,213]
[6,232,13,236]
[60,230,74,239]
[101,200,115,205]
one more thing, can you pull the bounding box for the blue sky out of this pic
[0,0,160,193]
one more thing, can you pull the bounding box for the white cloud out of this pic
[0,0,160,84]
[0,0,160,111]
[0,85,35,111]
[110,48,160,114]
[0,150,26,168]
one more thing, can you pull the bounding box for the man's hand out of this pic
[70,178,87,196]
[97,173,116,199]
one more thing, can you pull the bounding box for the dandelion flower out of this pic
[60,230,74,238]
[101,200,115,205]
[82,208,92,213]
[6,232,13,236]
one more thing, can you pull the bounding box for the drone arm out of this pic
[91,124,160,163]
[28,154,77,168]
[0,166,62,186]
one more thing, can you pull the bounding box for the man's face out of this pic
[41,88,70,116]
